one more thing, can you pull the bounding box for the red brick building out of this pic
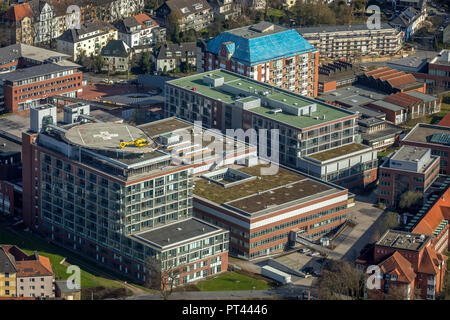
[378,145,440,207]
[0,44,82,114]
[193,163,349,259]
[413,50,450,94]
[356,229,447,300]
[358,67,427,94]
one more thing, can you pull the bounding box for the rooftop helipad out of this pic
[63,122,156,153]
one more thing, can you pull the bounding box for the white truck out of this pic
[261,265,292,284]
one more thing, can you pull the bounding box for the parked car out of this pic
[299,248,311,254]
[308,251,320,257]
[439,26,444,32]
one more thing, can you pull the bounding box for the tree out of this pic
[167,11,182,43]
[140,51,152,74]
[93,54,105,74]
[372,211,399,241]
[317,260,367,300]
[385,283,408,300]
[398,191,423,212]
[144,256,179,300]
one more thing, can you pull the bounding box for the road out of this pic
[126,284,315,300]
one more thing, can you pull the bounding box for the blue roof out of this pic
[206,28,316,66]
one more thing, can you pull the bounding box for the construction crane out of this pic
[119,138,150,149]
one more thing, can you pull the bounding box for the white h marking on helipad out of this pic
[93,131,119,140]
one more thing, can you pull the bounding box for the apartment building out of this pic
[21,110,260,285]
[297,23,403,59]
[0,245,54,299]
[356,229,447,300]
[116,14,163,48]
[208,0,242,20]
[156,42,197,73]
[56,21,118,61]
[390,6,427,41]
[204,22,319,97]
[194,163,349,259]
[378,146,440,207]
[165,69,378,188]
[401,124,450,175]
[0,2,35,47]
[156,0,214,32]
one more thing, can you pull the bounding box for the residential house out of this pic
[0,245,54,299]
[29,0,59,44]
[0,3,35,46]
[156,0,214,32]
[207,0,242,20]
[243,0,266,10]
[0,246,17,297]
[101,40,132,73]
[389,7,426,41]
[56,21,118,61]
[116,13,163,48]
[156,42,197,73]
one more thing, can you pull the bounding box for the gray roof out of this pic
[386,55,428,69]
[0,44,71,66]
[390,7,420,28]
[369,100,405,112]
[392,145,429,162]
[361,122,403,142]
[165,0,211,17]
[0,247,17,274]
[55,280,81,293]
[101,40,130,58]
[132,218,222,248]
[156,42,197,60]
[349,105,386,119]
[227,22,288,39]
[431,50,450,66]
[297,23,396,34]
[0,134,22,156]
[57,21,116,43]
[0,63,76,82]
[404,91,439,102]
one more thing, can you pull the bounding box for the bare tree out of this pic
[144,255,179,300]
[385,283,408,300]
[317,260,367,300]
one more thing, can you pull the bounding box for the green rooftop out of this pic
[307,143,370,162]
[168,69,355,130]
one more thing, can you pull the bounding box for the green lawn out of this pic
[0,226,125,290]
[195,271,270,291]
[268,9,285,18]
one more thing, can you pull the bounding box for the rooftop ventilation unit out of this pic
[272,108,283,114]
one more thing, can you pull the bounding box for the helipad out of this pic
[63,122,156,153]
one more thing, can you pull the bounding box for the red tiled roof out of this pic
[39,256,53,274]
[365,67,390,77]
[3,3,34,21]
[384,92,421,108]
[134,13,158,29]
[386,74,417,88]
[379,251,416,283]
[438,112,450,127]
[16,259,53,277]
[418,246,447,275]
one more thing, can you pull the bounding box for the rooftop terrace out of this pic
[307,143,370,162]
[168,70,355,130]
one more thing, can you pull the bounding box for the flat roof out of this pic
[307,143,370,162]
[0,135,22,155]
[402,123,450,146]
[138,118,192,137]
[376,230,429,252]
[319,85,387,106]
[431,50,450,66]
[0,63,76,82]
[297,23,395,34]
[63,122,157,154]
[194,163,341,216]
[361,123,403,142]
[391,145,429,162]
[131,218,222,248]
[168,69,355,130]
[386,55,428,69]
[369,100,405,112]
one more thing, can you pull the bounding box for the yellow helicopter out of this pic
[119,138,150,149]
